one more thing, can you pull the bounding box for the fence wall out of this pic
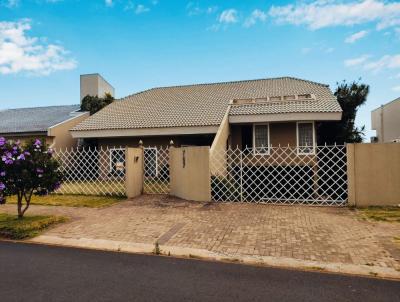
[170,146,211,202]
[125,148,143,199]
[347,143,400,207]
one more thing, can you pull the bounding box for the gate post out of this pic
[346,144,356,207]
[125,147,143,198]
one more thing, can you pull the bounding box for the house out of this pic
[70,77,342,153]
[0,105,89,149]
[0,73,115,150]
[371,97,400,143]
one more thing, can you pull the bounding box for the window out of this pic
[297,122,315,154]
[110,148,125,175]
[253,124,270,154]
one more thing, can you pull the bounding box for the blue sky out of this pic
[1,0,400,139]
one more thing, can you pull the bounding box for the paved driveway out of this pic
[1,195,399,277]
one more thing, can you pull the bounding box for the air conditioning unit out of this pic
[391,138,400,143]
[370,136,378,143]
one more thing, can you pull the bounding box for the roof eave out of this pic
[70,125,219,139]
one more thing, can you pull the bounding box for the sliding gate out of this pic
[210,145,348,206]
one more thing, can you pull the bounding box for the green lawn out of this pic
[0,213,67,240]
[8,194,125,208]
[359,206,400,223]
[57,180,125,196]
[144,180,170,194]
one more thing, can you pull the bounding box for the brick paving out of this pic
[1,195,399,272]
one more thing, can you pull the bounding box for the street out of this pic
[0,241,398,302]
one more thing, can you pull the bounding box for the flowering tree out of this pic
[0,138,63,218]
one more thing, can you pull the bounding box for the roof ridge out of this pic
[119,76,329,100]
[1,104,79,111]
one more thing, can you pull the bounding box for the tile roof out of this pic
[0,105,81,134]
[72,77,342,132]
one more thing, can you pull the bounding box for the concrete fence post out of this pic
[125,147,143,199]
[346,144,356,207]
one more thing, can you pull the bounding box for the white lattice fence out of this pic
[54,147,126,196]
[210,145,347,206]
[143,147,170,194]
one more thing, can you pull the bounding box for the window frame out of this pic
[252,123,270,155]
[109,148,125,174]
[296,121,316,155]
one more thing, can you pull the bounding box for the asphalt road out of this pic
[0,241,398,302]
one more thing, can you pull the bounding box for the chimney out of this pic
[80,73,115,103]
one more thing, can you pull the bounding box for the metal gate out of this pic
[210,145,347,206]
[143,147,170,194]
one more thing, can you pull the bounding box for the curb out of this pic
[29,235,400,280]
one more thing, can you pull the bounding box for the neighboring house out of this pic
[0,105,89,149]
[0,73,114,150]
[371,97,400,143]
[71,77,342,153]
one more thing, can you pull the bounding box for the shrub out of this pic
[211,176,242,202]
[0,138,63,218]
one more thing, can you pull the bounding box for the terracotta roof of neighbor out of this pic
[0,105,81,134]
[72,77,342,131]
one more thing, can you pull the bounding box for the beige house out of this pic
[71,77,342,152]
[0,105,89,149]
[371,97,400,143]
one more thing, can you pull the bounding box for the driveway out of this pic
[1,195,399,278]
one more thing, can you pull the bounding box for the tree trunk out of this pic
[17,193,23,219]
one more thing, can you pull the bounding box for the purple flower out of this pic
[5,159,13,165]
[54,182,61,190]
[34,139,42,147]
[0,171,5,177]
[17,154,25,160]
[47,148,54,155]
[0,182,5,191]
[24,151,31,156]
[0,137,5,146]
[36,168,44,173]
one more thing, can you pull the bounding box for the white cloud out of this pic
[218,9,238,24]
[0,19,77,75]
[269,0,400,30]
[105,0,113,7]
[244,9,267,28]
[1,0,20,8]
[135,4,149,14]
[345,30,369,43]
[392,85,400,91]
[345,53,400,73]
[364,54,400,72]
[187,2,218,16]
[344,54,371,67]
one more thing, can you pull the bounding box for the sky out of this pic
[0,0,400,140]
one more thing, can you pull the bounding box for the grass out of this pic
[8,194,125,208]
[0,213,67,240]
[57,180,125,196]
[359,206,400,223]
[144,180,170,194]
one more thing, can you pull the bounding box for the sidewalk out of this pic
[1,195,399,279]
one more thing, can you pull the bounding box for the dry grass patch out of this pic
[0,213,67,240]
[8,194,125,208]
[359,206,400,223]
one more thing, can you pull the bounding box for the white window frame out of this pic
[109,148,125,173]
[252,123,270,155]
[296,121,316,155]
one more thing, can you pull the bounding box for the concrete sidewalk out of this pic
[1,195,399,279]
